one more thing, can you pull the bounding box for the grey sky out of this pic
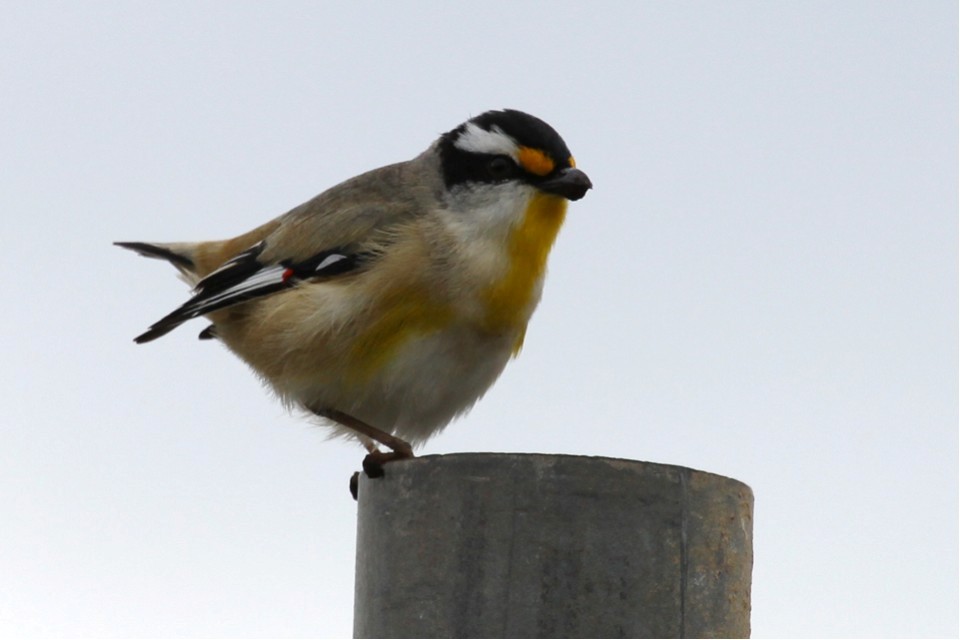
[1,2,956,637]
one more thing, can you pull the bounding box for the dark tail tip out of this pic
[115,241,194,269]
[133,321,180,344]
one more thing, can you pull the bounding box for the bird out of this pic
[117,109,591,476]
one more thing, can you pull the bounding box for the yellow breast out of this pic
[481,192,568,340]
[344,193,567,380]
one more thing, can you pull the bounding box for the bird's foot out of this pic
[362,447,414,479]
[349,446,415,501]
[349,472,360,501]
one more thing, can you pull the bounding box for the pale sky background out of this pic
[1,2,956,638]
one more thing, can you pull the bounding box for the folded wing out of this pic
[132,241,363,343]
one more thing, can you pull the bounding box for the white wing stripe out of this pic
[315,253,347,272]
[185,265,286,314]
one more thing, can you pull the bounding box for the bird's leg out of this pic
[349,437,377,500]
[317,407,414,458]
[315,408,414,483]
[358,435,379,454]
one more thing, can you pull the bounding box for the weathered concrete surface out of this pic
[353,454,753,638]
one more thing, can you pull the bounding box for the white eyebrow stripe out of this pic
[453,122,519,156]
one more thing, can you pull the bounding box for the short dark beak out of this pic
[539,167,592,201]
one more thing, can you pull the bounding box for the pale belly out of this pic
[284,325,518,446]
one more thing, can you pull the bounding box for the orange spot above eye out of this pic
[568,156,576,168]
[517,146,555,177]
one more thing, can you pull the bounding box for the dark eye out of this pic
[486,155,515,180]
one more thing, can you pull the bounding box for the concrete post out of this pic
[353,453,753,639]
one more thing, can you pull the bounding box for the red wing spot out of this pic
[282,268,295,282]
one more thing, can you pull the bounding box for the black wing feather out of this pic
[134,242,364,344]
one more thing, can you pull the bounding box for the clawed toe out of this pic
[349,449,414,500]
[362,448,413,479]
[349,471,360,500]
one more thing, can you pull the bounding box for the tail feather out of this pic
[114,241,205,287]
[116,240,205,343]
[114,241,195,269]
